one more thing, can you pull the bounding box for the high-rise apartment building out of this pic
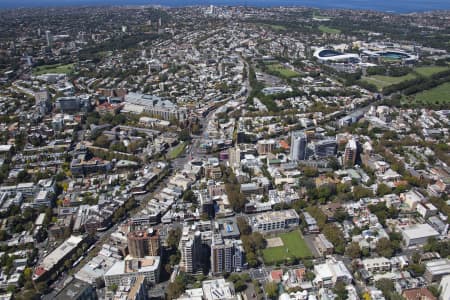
[290,131,307,161]
[179,228,201,274]
[344,139,358,166]
[127,228,160,258]
[210,235,245,275]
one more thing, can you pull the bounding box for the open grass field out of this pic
[33,63,74,75]
[413,82,450,106]
[266,64,299,79]
[262,230,312,264]
[258,23,286,31]
[414,66,450,77]
[268,24,286,31]
[167,142,186,160]
[362,73,417,90]
[318,25,341,34]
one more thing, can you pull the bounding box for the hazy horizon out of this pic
[1,0,449,13]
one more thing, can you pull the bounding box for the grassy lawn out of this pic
[318,25,341,34]
[269,24,286,31]
[167,142,186,160]
[414,66,450,77]
[413,82,450,105]
[33,63,74,75]
[362,73,417,91]
[262,230,312,264]
[266,64,299,79]
[257,23,286,31]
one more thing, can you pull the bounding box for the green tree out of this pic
[265,282,278,299]
[333,281,348,300]
[375,278,395,299]
[234,280,247,292]
[183,190,196,203]
[94,135,111,148]
[167,228,182,249]
[179,129,191,141]
[345,242,361,259]
[236,216,251,236]
[376,238,394,258]
[109,283,118,293]
[377,183,391,196]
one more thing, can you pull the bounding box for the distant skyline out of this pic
[1,0,450,13]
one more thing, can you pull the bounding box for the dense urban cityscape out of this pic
[0,3,449,300]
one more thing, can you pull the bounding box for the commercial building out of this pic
[56,96,91,113]
[439,274,450,300]
[214,217,240,239]
[70,154,111,176]
[34,235,84,281]
[104,255,160,288]
[202,278,236,300]
[53,278,97,300]
[290,131,307,161]
[127,228,160,258]
[401,223,440,247]
[312,139,337,158]
[250,209,299,233]
[123,92,187,121]
[313,259,352,287]
[424,259,450,283]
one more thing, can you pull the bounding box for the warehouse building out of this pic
[401,223,440,247]
[424,259,450,283]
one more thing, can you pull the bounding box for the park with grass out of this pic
[262,230,312,265]
[362,65,450,92]
[33,63,74,75]
[266,64,299,79]
[318,25,341,34]
[362,73,417,91]
[167,142,186,160]
[414,65,450,77]
[412,82,450,106]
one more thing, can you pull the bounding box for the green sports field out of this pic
[33,63,74,75]
[362,73,417,90]
[266,64,299,79]
[262,230,312,264]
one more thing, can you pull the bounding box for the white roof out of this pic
[0,145,12,152]
[40,235,83,270]
[402,223,439,240]
[314,263,333,279]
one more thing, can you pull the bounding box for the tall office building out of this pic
[312,138,337,158]
[290,131,307,161]
[344,139,358,166]
[127,228,160,258]
[45,30,53,47]
[211,235,245,275]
